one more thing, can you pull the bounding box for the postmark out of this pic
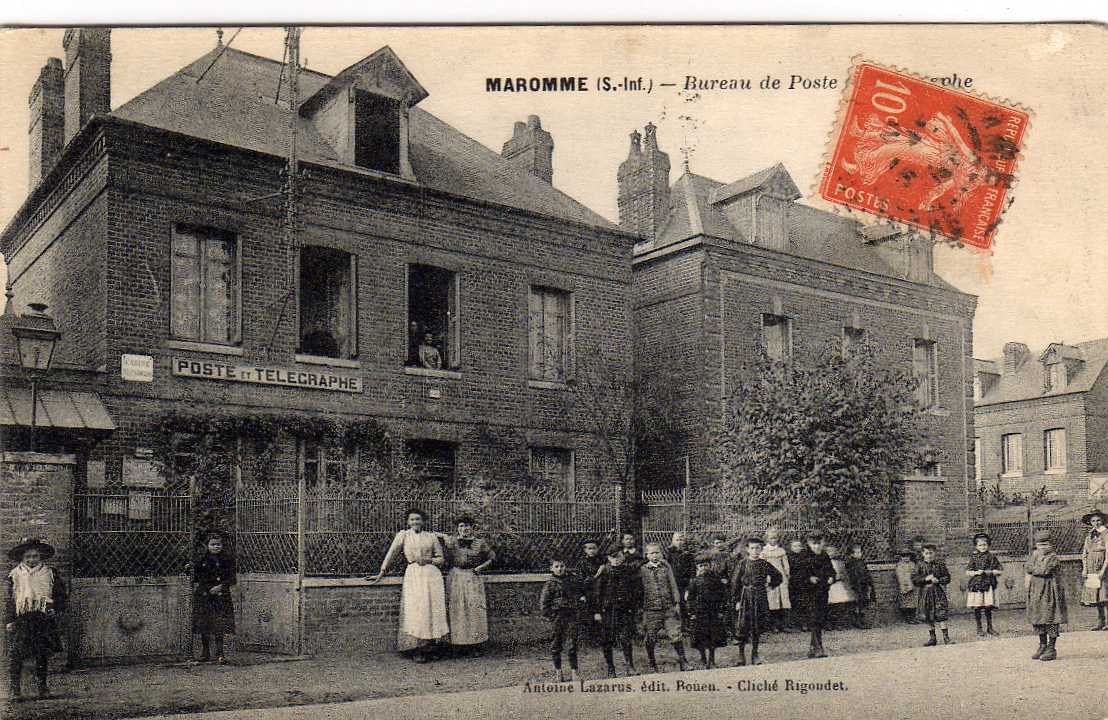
[819,62,1031,249]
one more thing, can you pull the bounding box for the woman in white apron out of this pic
[369,508,449,662]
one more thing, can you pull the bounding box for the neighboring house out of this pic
[974,338,1108,500]
[624,124,978,537]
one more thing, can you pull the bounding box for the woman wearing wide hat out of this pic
[1079,509,1108,630]
[4,537,67,701]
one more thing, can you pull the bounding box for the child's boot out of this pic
[645,645,658,674]
[8,662,23,702]
[814,632,828,658]
[736,641,747,666]
[1031,633,1047,660]
[34,665,48,699]
[622,661,638,676]
[750,639,763,665]
[1039,636,1057,661]
[674,643,690,672]
[975,610,984,637]
[986,611,999,637]
[924,628,937,647]
[942,628,954,645]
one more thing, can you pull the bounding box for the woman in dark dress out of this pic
[192,531,236,664]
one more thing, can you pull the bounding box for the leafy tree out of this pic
[715,337,929,544]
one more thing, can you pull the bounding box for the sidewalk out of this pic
[1,606,1101,720]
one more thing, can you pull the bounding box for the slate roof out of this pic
[111,46,618,232]
[976,337,1108,406]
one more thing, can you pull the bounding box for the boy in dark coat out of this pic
[592,545,643,677]
[845,543,876,629]
[664,532,696,613]
[575,540,607,646]
[912,544,954,646]
[730,537,784,666]
[639,543,690,672]
[685,552,727,669]
[785,539,806,630]
[4,538,66,701]
[1026,529,1068,661]
[791,533,836,658]
[192,531,237,664]
[540,557,588,681]
[619,533,644,573]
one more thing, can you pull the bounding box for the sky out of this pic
[0,24,1105,359]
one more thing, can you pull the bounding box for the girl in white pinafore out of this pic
[369,509,449,661]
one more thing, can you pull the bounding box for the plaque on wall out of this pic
[86,460,107,489]
[122,457,166,489]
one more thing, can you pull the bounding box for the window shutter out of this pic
[930,341,939,408]
[565,292,576,382]
[567,450,577,500]
[231,237,243,344]
[448,273,461,369]
[349,253,359,359]
[528,288,543,379]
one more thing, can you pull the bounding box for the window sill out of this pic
[1043,468,1068,475]
[528,379,569,390]
[296,354,360,369]
[404,367,462,380]
[165,339,244,357]
[923,407,950,417]
[1000,472,1024,479]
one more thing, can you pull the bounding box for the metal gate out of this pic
[233,483,301,655]
[71,489,194,664]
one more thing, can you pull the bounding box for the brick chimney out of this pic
[63,27,111,146]
[1003,342,1030,375]
[28,57,65,188]
[617,122,670,240]
[501,115,554,183]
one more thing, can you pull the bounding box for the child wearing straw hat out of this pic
[1079,509,1108,630]
[4,537,66,701]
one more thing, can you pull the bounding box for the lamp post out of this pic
[10,303,61,452]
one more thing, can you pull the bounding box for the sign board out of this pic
[171,357,363,393]
[122,457,166,489]
[86,460,107,488]
[121,354,154,382]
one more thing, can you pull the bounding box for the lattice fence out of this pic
[641,486,893,559]
[982,519,1085,556]
[233,483,623,576]
[72,492,194,577]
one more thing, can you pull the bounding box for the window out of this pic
[171,225,239,344]
[973,376,983,401]
[529,447,575,497]
[974,438,982,483]
[406,440,456,490]
[1046,363,1067,392]
[914,462,942,477]
[407,265,460,370]
[842,326,865,357]
[913,339,939,408]
[1001,433,1024,476]
[1044,428,1067,471]
[528,287,574,383]
[762,313,792,361]
[354,90,401,175]
[299,246,358,359]
[299,440,353,489]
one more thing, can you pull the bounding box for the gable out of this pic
[299,46,428,117]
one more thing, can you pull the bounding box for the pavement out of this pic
[136,630,1108,720]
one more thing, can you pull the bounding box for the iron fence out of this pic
[640,486,893,559]
[72,492,194,577]
[981,519,1085,556]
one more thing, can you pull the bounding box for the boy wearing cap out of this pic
[791,533,836,658]
[1026,529,1068,661]
[540,557,588,682]
[592,545,643,677]
[4,537,66,701]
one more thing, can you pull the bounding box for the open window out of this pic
[354,90,401,175]
[406,440,456,491]
[299,246,358,360]
[407,264,460,370]
[171,225,240,345]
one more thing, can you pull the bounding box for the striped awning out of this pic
[0,387,116,431]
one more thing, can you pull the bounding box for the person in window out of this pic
[368,508,448,663]
[301,325,340,358]
[443,516,495,654]
[407,321,423,366]
[418,333,442,370]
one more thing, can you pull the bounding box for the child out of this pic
[1079,509,1108,631]
[1026,529,1068,661]
[192,531,236,664]
[761,528,791,632]
[639,543,690,673]
[895,548,919,624]
[785,538,806,631]
[4,537,66,701]
[912,544,954,646]
[592,545,642,677]
[685,552,727,669]
[965,532,1003,637]
[619,533,643,572]
[730,537,783,665]
[540,557,587,682]
[845,544,876,629]
[791,533,836,658]
[825,543,856,630]
[576,540,607,584]
[665,532,696,613]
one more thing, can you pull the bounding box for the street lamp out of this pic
[10,303,61,451]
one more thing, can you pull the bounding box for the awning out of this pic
[0,386,116,431]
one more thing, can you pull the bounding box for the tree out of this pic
[715,337,929,539]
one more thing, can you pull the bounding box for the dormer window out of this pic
[1046,362,1067,392]
[354,90,401,174]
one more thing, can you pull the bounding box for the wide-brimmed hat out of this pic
[7,537,55,562]
[1081,509,1107,526]
[1033,529,1053,544]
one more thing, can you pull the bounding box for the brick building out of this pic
[1,31,634,660]
[974,338,1108,501]
[623,124,979,543]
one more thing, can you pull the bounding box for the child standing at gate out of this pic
[540,557,587,682]
[895,548,919,623]
[639,543,690,673]
[685,552,727,669]
[1026,529,1068,661]
[730,537,783,665]
[5,537,66,701]
[912,544,954,646]
[965,532,1003,637]
[592,545,643,677]
[192,531,236,664]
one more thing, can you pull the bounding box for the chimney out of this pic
[63,27,112,146]
[1002,342,1030,375]
[617,122,671,240]
[28,57,65,188]
[501,115,554,183]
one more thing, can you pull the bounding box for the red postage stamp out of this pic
[820,62,1030,250]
